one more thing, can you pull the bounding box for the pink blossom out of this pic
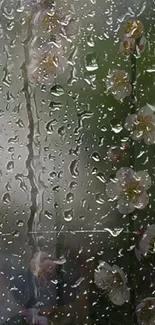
[29,251,65,286]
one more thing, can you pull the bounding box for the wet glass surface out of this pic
[0,0,155,324]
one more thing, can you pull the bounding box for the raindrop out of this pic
[13,231,20,238]
[58,126,66,137]
[8,147,14,152]
[50,85,64,96]
[2,192,11,204]
[64,209,73,222]
[19,180,27,192]
[81,198,86,208]
[146,67,155,73]
[69,181,77,189]
[71,277,85,288]
[85,52,98,72]
[52,185,60,192]
[16,118,25,128]
[95,192,105,204]
[16,220,24,227]
[15,174,27,192]
[45,211,53,220]
[104,227,124,237]
[91,167,97,174]
[92,152,101,162]
[110,119,123,134]
[6,161,14,172]
[49,101,62,111]
[8,136,19,143]
[69,159,79,178]
[58,171,63,179]
[79,215,85,221]
[45,120,54,134]
[5,182,11,191]
[96,172,106,183]
[66,192,74,203]
[87,34,95,47]
[49,171,57,179]
[137,151,145,159]
[7,21,14,31]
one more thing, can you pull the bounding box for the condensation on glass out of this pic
[0,0,154,324]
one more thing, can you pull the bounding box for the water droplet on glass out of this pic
[71,277,85,288]
[8,136,19,143]
[95,192,105,204]
[45,211,53,220]
[50,85,64,96]
[69,160,79,178]
[2,192,11,204]
[64,209,73,222]
[85,53,98,72]
[45,120,54,134]
[146,67,155,73]
[104,227,124,237]
[87,34,95,47]
[17,220,24,227]
[6,161,14,172]
[13,231,20,238]
[69,181,77,189]
[5,182,11,191]
[92,152,100,162]
[111,119,123,134]
[58,126,66,137]
[49,171,57,179]
[52,185,60,192]
[16,118,25,128]
[66,192,74,203]
[49,101,62,111]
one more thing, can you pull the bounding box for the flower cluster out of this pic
[120,20,146,57]
[24,0,79,85]
[95,18,155,321]
[106,20,146,101]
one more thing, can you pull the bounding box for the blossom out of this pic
[136,298,155,325]
[135,225,155,261]
[22,308,48,325]
[136,35,146,55]
[29,251,65,286]
[33,7,79,38]
[94,261,129,305]
[108,143,130,163]
[120,37,135,56]
[27,41,68,85]
[125,105,155,145]
[106,167,151,214]
[106,69,132,101]
[120,35,146,56]
[124,20,144,39]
